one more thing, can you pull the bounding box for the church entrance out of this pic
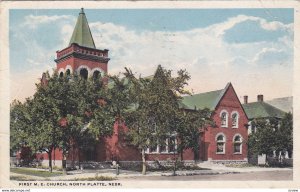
[82,146,96,162]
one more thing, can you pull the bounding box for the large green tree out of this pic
[10,100,33,165]
[123,65,211,174]
[10,71,116,173]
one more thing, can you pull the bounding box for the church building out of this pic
[32,9,249,168]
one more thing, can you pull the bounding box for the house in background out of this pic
[242,95,291,165]
[242,95,286,135]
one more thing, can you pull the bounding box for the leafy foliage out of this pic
[176,109,212,160]
[247,113,293,163]
[123,65,212,174]
[10,71,116,172]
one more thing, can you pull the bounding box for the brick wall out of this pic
[204,84,248,161]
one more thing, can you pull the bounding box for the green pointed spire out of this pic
[69,8,96,48]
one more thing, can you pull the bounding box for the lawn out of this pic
[10,168,63,177]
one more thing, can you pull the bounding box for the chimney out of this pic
[243,95,248,104]
[257,94,264,102]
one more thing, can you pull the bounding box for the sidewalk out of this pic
[10,163,293,181]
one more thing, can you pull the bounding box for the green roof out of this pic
[242,102,285,119]
[69,8,96,48]
[181,89,223,110]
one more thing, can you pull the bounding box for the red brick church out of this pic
[31,9,249,168]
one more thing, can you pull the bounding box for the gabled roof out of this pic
[69,8,96,48]
[181,89,223,110]
[181,83,231,110]
[265,96,293,113]
[242,101,286,119]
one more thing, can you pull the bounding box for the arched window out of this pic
[231,111,239,128]
[220,110,228,127]
[59,72,64,78]
[93,70,101,80]
[216,133,226,154]
[66,69,71,76]
[80,68,88,80]
[233,134,242,154]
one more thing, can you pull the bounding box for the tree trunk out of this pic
[180,148,183,162]
[173,151,177,176]
[62,152,67,175]
[78,147,81,170]
[193,148,199,161]
[141,148,146,175]
[47,149,53,173]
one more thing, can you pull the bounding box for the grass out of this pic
[10,175,35,181]
[10,168,63,177]
[72,176,116,181]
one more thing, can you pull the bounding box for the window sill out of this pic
[221,126,228,128]
[216,152,225,155]
[233,153,242,155]
[232,127,238,129]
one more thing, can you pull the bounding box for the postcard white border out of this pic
[1,0,300,189]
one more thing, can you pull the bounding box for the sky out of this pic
[9,8,294,103]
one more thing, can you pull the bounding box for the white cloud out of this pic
[23,15,73,29]
[11,14,293,102]
[89,15,293,100]
[205,14,292,38]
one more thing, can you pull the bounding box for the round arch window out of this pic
[233,135,242,154]
[93,70,101,79]
[80,68,88,80]
[66,69,71,76]
[216,134,226,154]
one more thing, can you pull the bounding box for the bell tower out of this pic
[55,8,110,79]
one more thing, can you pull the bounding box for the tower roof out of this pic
[69,8,96,48]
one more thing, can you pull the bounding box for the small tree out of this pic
[176,109,212,161]
[247,118,281,165]
[277,112,293,158]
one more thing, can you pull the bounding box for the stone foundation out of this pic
[209,159,248,165]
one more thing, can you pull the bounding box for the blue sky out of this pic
[10,8,294,102]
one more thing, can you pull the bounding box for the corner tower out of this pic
[55,8,110,79]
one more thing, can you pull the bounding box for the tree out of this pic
[10,71,117,173]
[123,65,211,174]
[47,72,116,174]
[10,100,33,165]
[247,116,292,165]
[176,109,212,161]
[277,112,293,158]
